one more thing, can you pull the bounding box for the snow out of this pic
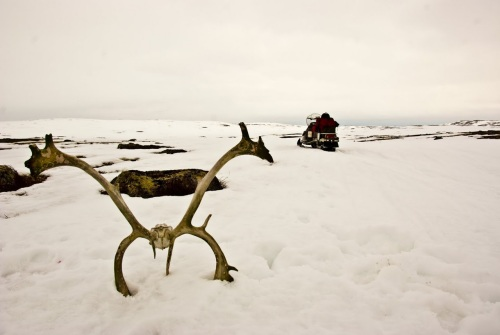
[1,119,500,335]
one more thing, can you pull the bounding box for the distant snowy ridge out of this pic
[448,120,500,127]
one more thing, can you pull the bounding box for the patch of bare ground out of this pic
[355,130,500,142]
[156,149,187,154]
[0,137,44,144]
[117,143,172,149]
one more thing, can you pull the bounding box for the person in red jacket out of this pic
[317,113,339,132]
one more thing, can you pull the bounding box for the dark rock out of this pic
[0,165,48,192]
[109,169,224,198]
[0,165,17,192]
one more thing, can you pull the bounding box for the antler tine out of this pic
[25,134,150,236]
[179,122,273,225]
[167,122,274,281]
[25,135,152,296]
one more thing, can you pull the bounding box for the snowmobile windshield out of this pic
[306,113,321,126]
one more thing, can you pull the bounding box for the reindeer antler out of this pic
[167,123,273,281]
[25,134,153,296]
[24,123,273,297]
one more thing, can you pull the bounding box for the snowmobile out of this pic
[297,113,339,151]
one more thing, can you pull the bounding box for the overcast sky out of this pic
[1,0,499,125]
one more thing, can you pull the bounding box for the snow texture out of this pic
[1,119,500,335]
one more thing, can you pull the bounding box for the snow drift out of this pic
[1,119,499,335]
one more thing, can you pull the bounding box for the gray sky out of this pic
[1,0,499,125]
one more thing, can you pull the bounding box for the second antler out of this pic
[25,122,273,296]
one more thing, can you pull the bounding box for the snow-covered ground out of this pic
[1,119,499,335]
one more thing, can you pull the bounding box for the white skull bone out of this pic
[150,224,173,249]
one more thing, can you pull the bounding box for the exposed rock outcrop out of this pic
[109,169,224,198]
[0,165,48,192]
